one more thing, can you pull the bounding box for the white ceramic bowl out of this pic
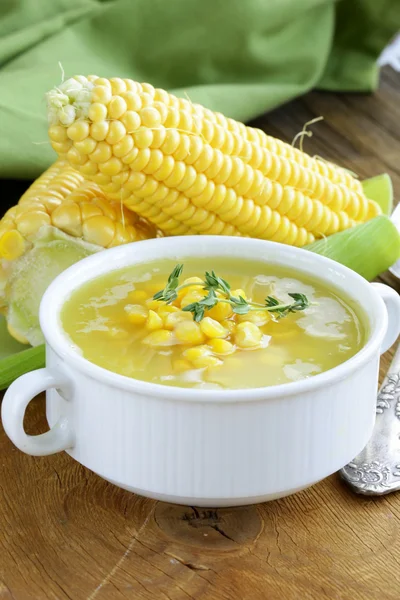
[2,236,400,507]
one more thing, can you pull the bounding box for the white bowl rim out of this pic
[40,236,387,403]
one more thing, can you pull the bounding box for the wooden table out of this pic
[1,67,400,600]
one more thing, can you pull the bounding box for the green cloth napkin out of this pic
[0,0,398,181]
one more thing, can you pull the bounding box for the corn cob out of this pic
[0,159,157,345]
[46,76,381,246]
[0,159,156,261]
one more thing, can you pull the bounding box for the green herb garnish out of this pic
[153,263,184,303]
[153,265,309,323]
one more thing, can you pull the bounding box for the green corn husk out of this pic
[4,226,101,347]
[361,173,393,216]
[306,215,400,281]
[0,344,45,391]
[0,314,27,359]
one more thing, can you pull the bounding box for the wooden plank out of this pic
[0,66,399,599]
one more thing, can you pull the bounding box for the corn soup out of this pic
[61,258,364,389]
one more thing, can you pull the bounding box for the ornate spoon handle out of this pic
[341,344,400,495]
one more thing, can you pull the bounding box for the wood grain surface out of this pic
[1,67,399,600]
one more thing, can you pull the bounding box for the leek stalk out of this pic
[306,215,400,281]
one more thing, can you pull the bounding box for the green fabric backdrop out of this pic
[0,0,398,181]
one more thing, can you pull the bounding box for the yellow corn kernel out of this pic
[183,345,211,362]
[176,278,204,303]
[91,121,109,141]
[139,106,162,128]
[48,124,68,142]
[125,303,148,325]
[121,111,141,133]
[208,338,234,355]
[146,298,164,311]
[90,141,112,163]
[129,289,148,302]
[158,304,179,317]
[234,321,262,348]
[207,301,233,321]
[82,215,116,246]
[175,320,205,344]
[74,137,97,155]
[0,230,25,260]
[110,77,127,94]
[134,129,153,149]
[88,102,108,122]
[200,316,227,339]
[92,85,113,104]
[221,318,236,333]
[121,92,142,111]
[106,120,127,145]
[67,121,90,142]
[180,289,206,308]
[192,355,223,369]
[183,276,203,285]
[163,311,192,330]
[15,210,51,238]
[181,276,204,291]
[173,358,192,372]
[146,309,163,331]
[98,157,123,176]
[238,310,270,326]
[142,329,175,346]
[108,96,128,120]
[231,288,247,300]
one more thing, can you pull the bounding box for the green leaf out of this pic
[362,174,393,216]
[201,289,218,307]
[232,303,250,315]
[230,295,249,314]
[287,292,309,311]
[265,296,280,307]
[153,263,183,303]
[168,264,184,286]
[204,270,230,295]
[182,301,205,321]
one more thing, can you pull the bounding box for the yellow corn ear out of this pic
[0,160,157,259]
[46,76,381,246]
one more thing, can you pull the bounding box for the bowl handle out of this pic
[1,368,74,456]
[371,283,400,354]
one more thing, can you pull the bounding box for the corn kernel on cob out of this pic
[0,159,156,261]
[46,76,381,246]
[0,159,157,345]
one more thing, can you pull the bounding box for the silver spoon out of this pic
[341,204,400,494]
[341,343,400,494]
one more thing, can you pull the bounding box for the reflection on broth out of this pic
[61,258,365,390]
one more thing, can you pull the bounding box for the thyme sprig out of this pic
[153,264,309,322]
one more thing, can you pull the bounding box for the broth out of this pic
[61,258,365,389]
